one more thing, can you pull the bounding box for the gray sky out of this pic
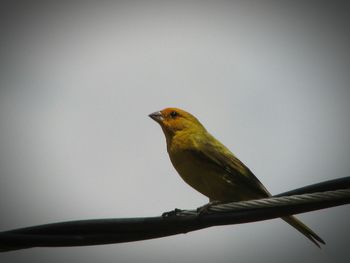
[0,1,349,262]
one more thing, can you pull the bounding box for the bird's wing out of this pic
[191,138,271,198]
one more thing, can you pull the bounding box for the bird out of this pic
[149,107,325,247]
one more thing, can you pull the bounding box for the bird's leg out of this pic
[197,200,223,215]
[162,208,184,218]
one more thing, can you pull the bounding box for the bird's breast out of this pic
[168,148,246,201]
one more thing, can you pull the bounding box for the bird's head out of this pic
[149,107,205,137]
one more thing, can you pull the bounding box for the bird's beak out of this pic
[148,111,164,123]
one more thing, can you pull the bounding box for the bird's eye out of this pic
[170,111,178,118]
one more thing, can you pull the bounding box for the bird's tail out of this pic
[282,216,325,248]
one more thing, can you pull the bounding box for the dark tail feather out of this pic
[282,216,325,248]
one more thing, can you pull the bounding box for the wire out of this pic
[176,189,350,216]
[0,177,349,252]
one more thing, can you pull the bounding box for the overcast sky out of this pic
[0,1,349,263]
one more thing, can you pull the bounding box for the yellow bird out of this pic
[149,107,325,247]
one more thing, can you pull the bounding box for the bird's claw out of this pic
[196,201,222,216]
[162,208,183,218]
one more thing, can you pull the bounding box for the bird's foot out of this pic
[162,208,183,218]
[196,201,223,216]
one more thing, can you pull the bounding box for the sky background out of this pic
[0,1,349,262]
